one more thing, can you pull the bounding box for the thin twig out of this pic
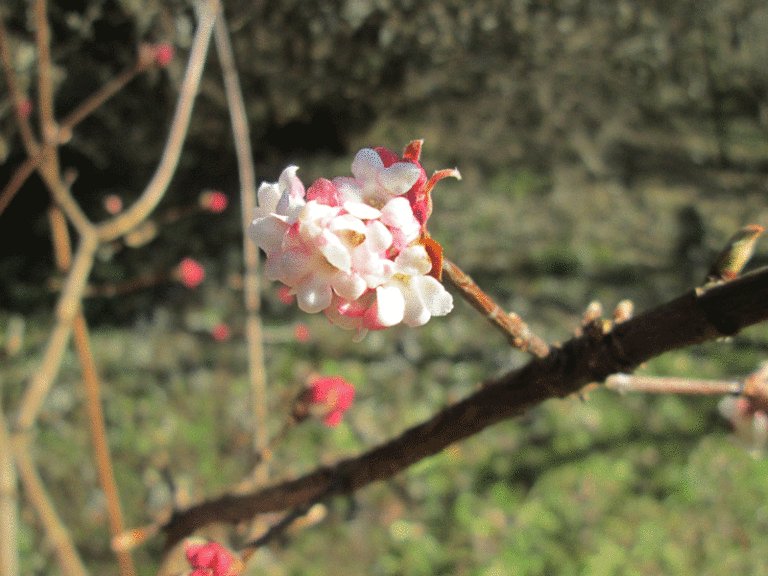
[0,56,156,219]
[605,373,743,396]
[12,434,90,576]
[44,205,136,576]
[97,0,218,243]
[0,403,20,576]
[442,258,550,357]
[0,18,38,153]
[72,314,136,576]
[16,232,98,432]
[33,0,56,145]
[213,7,269,486]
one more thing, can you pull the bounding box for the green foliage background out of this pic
[2,0,768,574]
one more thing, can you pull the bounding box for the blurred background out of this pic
[2,0,768,574]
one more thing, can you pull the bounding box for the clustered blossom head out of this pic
[249,141,459,339]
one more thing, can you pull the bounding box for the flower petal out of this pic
[296,276,333,313]
[378,162,422,196]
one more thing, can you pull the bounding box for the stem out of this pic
[213,10,269,485]
[605,374,743,396]
[442,258,550,357]
[0,407,19,576]
[12,435,90,576]
[97,0,217,242]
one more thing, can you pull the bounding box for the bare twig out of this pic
[442,258,550,357]
[97,0,218,243]
[33,0,56,145]
[16,232,98,432]
[605,373,743,396]
[12,435,90,576]
[213,7,269,485]
[0,18,38,153]
[72,314,136,576]
[161,264,768,547]
[0,405,19,576]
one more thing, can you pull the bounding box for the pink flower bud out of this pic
[186,541,234,576]
[103,194,123,215]
[308,376,355,427]
[18,98,32,119]
[294,324,310,343]
[212,323,230,342]
[154,43,174,67]
[199,190,228,213]
[177,258,205,289]
[277,286,295,304]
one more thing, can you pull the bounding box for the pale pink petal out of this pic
[364,220,393,254]
[333,177,365,204]
[256,181,282,213]
[296,276,333,313]
[343,201,381,220]
[331,272,367,301]
[378,162,421,196]
[316,230,352,272]
[249,215,289,253]
[350,148,384,185]
[366,285,405,328]
[380,197,420,246]
[413,275,454,317]
[394,245,432,276]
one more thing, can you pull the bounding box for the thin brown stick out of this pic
[0,55,154,219]
[0,405,20,576]
[0,18,38,153]
[605,373,743,395]
[16,232,98,432]
[0,155,36,217]
[96,0,218,243]
[33,0,56,144]
[442,258,550,357]
[213,8,269,486]
[46,205,136,576]
[12,435,90,576]
[72,314,136,576]
[161,264,768,547]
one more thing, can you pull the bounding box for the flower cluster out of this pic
[250,141,459,338]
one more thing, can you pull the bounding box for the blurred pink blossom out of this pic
[212,323,230,342]
[18,98,32,119]
[186,541,233,576]
[154,43,174,67]
[294,323,310,343]
[200,190,228,213]
[177,258,205,289]
[308,376,355,427]
[104,194,123,214]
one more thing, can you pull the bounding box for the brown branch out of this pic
[161,264,768,548]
